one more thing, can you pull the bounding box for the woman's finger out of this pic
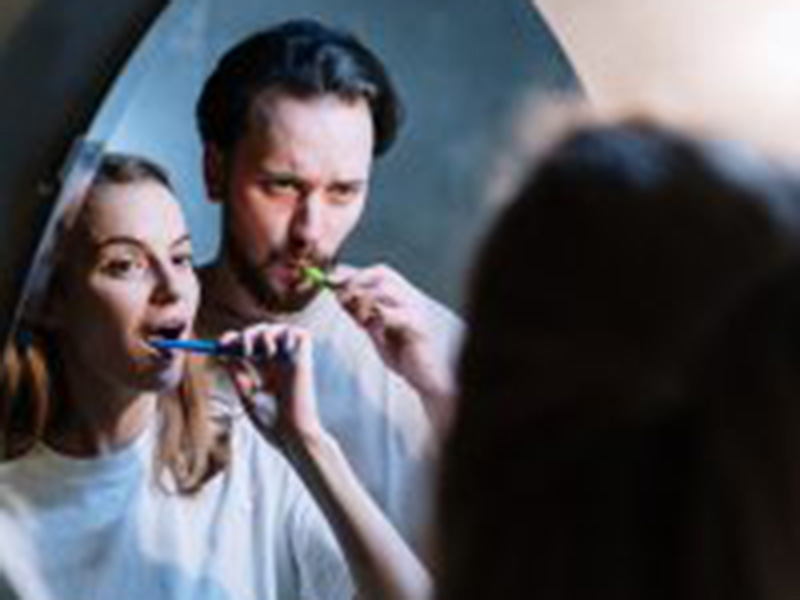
[225,359,257,403]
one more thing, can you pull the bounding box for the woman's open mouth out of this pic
[142,320,190,357]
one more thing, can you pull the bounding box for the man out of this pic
[194,19,462,550]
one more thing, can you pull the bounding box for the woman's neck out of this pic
[46,359,158,457]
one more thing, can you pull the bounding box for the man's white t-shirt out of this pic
[199,266,463,552]
[0,412,353,600]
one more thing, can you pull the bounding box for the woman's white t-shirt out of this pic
[0,413,353,600]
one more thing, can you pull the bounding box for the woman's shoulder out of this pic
[220,407,308,505]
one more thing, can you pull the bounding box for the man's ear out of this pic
[203,144,228,204]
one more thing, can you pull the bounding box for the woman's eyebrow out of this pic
[95,233,192,250]
[93,236,147,251]
[171,234,192,249]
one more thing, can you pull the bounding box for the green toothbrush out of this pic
[302,265,336,289]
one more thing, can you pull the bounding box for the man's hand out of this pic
[331,264,457,431]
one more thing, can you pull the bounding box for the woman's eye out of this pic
[172,252,194,269]
[100,256,148,278]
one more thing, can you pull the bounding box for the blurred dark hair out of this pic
[437,121,800,600]
[196,19,403,157]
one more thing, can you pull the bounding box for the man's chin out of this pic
[255,280,321,314]
[227,247,332,314]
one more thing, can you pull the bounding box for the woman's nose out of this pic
[150,263,182,305]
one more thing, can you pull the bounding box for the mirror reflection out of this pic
[0,4,578,599]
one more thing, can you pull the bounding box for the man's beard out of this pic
[227,235,336,314]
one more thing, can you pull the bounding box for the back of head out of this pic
[683,261,800,600]
[437,121,800,600]
[195,19,403,157]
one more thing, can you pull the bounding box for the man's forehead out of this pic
[247,89,369,130]
[238,92,374,175]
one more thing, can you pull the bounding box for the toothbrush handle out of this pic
[150,337,292,362]
[213,338,293,363]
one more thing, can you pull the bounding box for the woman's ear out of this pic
[203,145,228,204]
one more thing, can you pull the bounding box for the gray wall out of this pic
[89,0,579,309]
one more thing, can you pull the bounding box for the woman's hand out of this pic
[219,324,323,444]
[220,325,431,600]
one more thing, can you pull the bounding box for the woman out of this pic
[0,154,427,600]
[437,120,800,600]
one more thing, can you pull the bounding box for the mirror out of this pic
[0,4,578,594]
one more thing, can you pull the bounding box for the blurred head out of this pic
[196,19,402,312]
[51,156,199,394]
[438,121,800,600]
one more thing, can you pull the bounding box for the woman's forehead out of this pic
[81,181,188,243]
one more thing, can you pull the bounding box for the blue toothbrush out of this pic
[149,338,291,361]
[149,338,226,355]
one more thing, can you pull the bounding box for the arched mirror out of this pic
[0,3,578,595]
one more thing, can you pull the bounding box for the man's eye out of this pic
[260,179,300,198]
[328,184,359,205]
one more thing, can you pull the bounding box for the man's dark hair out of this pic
[196,19,403,157]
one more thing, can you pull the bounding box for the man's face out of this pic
[211,92,374,312]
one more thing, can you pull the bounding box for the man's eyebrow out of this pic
[258,168,303,181]
[330,178,368,188]
[260,169,367,186]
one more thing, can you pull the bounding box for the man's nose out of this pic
[289,194,323,252]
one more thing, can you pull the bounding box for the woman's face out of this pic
[55,180,200,393]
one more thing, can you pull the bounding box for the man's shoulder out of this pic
[194,262,263,336]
